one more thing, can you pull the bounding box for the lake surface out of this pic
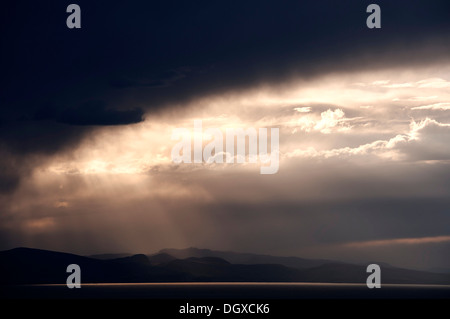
[2,282,450,299]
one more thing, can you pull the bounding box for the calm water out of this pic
[2,282,450,299]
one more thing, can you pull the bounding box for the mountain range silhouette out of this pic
[1,247,449,285]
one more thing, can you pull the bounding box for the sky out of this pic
[1,0,450,271]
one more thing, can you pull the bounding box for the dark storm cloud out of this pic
[59,102,144,126]
[2,0,450,119]
[0,150,24,193]
[109,68,191,89]
[0,99,143,193]
[34,101,144,126]
[0,120,91,193]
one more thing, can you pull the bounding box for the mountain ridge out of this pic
[158,247,337,269]
[2,247,449,285]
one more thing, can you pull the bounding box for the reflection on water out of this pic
[2,282,450,299]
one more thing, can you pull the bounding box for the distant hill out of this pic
[159,247,335,269]
[0,247,104,285]
[88,253,132,260]
[296,263,450,285]
[110,254,150,265]
[147,253,177,266]
[163,257,304,282]
[1,247,450,285]
[0,247,183,285]
[425,267,450,274]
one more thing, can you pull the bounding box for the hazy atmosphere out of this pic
[1,0,450,271]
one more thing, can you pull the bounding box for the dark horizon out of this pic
[2,246,450,287]
[2,245,450,275]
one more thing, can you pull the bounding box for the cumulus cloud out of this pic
[286,118,450,162]
[397,118,450,161]
[412,102,450,110]
[289,108,359,134]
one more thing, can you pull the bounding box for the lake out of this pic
[2,282,450,299]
